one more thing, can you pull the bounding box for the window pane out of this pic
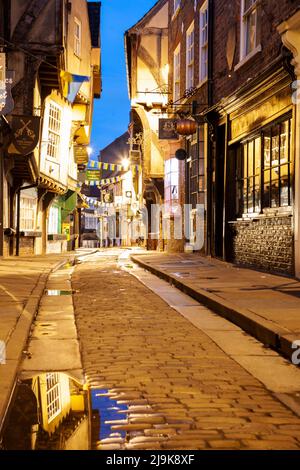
[243,144,248,179]
[243,179,248,212]
[248,141,254,177]
[280,164,289,206]
[271,126,279,166]
[254,176,260,212]
[248,177,254,213]
[280,120,289,164]
[254,137,261,175]
[199,159,204,175]
[246,9,257,55]
[271,167,279,208]
[264,131,271,168]
[263,169,270,208]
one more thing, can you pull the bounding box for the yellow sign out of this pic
[62,223,71,241]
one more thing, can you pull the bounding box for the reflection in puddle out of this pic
[1,373,91,450]
[91,389,128,444]
[44,290,73,296]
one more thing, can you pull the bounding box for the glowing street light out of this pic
[122,158,130,170]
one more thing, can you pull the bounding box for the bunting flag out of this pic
[60,71,90,104]
[87,161,140,172]
[79,193,114,209]
[83,175,123,186]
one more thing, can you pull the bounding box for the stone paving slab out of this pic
[72,253,300,450]
[132,253,300,362]
[0,249,98,433]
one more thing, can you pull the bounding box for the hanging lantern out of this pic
[175,148,187,161]
[176,119,197,136]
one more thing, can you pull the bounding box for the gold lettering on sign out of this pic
[231,87,292,141]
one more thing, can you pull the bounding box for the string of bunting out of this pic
[88,161,140,172]
[77,175,123,187]
[79,193,114,209]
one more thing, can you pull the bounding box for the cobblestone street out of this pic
[72,250,300,450]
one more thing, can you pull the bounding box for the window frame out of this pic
[48,205,59,235]
[236,115,293,217]
[173,44,181,103]
[165,157,179,214]
[46,101,61,161]
[199,1,209,84]
[20,196,37,232]
[46,373,61,423]
[240,0,259,61]
[186,22,195,91]
[74,17,82,58]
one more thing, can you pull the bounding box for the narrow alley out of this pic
[70,249,300,450]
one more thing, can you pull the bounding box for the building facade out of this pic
[0,0,101,256]
[159,0,299,277]
[125,0,172,251]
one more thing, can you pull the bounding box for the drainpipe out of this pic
[206,0,214,255]
[16,183,38,256]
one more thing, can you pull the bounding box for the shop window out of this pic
[263,119,292,209]
[20,197,36,231]
[199,1,208,82]
[48,206,59,234]
[74,17,82,57]
[47,102,61,160]
[46,373,61,423]
[173,45,181,102]
[85,214,98,230]
[186,22,194,90]
[165,158,179,214]
[237,116,292,216]
[240,0,259,60]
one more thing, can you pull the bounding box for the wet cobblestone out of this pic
[72,256,300,450]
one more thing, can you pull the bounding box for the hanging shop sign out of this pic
[0,54,14,115]
[10,115,40,155]
[74,145,88,164]
[159,119,179,140]
[86,170,101,181]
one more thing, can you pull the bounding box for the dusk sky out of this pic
[90,0,156,159]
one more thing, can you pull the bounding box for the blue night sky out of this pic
[89,0,157,159]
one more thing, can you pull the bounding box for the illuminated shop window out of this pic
[20,197,36,231]
[236,116,292,215]
[165,157,179,214]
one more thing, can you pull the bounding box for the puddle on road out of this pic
[91,389,128,447]
[0,372,92,450]
[44,290,73,296]
[0,376,137,450]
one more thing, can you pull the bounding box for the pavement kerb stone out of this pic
[131,255,296,363]
[0,254,77,434]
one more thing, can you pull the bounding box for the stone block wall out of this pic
[231,216,294,275]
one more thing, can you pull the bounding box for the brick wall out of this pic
[231,216,294,275]
[213,0,297,104]
[168,0,298,106]
[18,237,35,256]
